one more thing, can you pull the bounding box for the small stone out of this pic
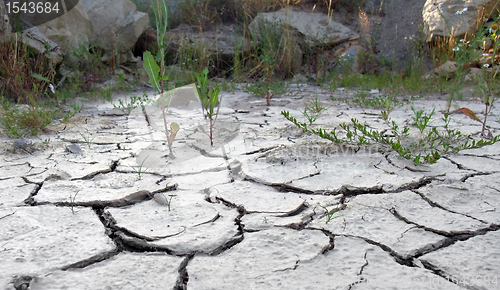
[14,139,32,151]
[66,144,83,155]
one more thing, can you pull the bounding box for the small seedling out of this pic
[196,67,222,146]
[111,94,150,114]
[244,78,288,106]
[412,107,435,133]
[319,205,341,224]
[165,194,174,211]
[78,131,94,148]
[42,138,50,147]
[263,216,268,223]
[130,156,148,179]
[69,191,79,214]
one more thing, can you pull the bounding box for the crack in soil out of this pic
[94,207,175,254]
[347,252,369,289]
[174,254,193,290]
[389,207,500,258]
[419,259,471,289]
[412,189,490,224]
[70,160,119,181]
[319,229,335,254]
[22,180,42,206]
[60,248,121,271]
[459,171,492,182]
[338,234,414,266]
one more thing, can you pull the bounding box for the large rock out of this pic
[249,7,359,48]
[164,24,251,66]
[0,1,64,65]
[37,1,93,53]
[423,0,500,41]
[83,0,149,54]
[21,27,64,65]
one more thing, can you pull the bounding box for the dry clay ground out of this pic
[1,83,500,289]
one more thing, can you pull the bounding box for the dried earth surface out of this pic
[1,84,500,290]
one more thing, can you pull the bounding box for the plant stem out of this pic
[210,119,214,146]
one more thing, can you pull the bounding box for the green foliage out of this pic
[69,191,79,214]
[0,102,57,137]
[78,131,95,148]
[0,36,55,103]
[143,51,162,94]
[319,205,341,224]
[165,194,175,211]
[130,156,148,179]
[244,78,288,106]
[144,0,180,157]
[302,96,328,124]
[281,110,500,165]
[196,67,222,146]
[412,107,435,133]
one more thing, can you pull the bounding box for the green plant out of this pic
[143,0,180,157]
[282,110,500,165]
[0,97,58,137]
[196,67,222,146]
[412,107,435,133]
[244,78,288,106]
[0,34,55,103]
[68,43,107,91]
[302,95,328,124]
[155,193,175,211]
[69,191,79,214]
[469,59,500,138]
[165,194,175,211]
[117,95,149,114]
[319,205,341,224]
[78,131,95,148]
[341,92,402,121]
[173,38,214,79]
[130,156,148,179]
[429,4,500,113]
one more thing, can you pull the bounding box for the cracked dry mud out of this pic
[1,84,500,290]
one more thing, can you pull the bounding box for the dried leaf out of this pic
[459,108,483,123]
[168,122,180,144]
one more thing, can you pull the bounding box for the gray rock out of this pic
[249,7,359,48]
[83,0,149,55]
[164,24,251,63]
[36,1,93,53]
[21,27,63,65]
[66,144,83,155]
[422,0,500,41]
